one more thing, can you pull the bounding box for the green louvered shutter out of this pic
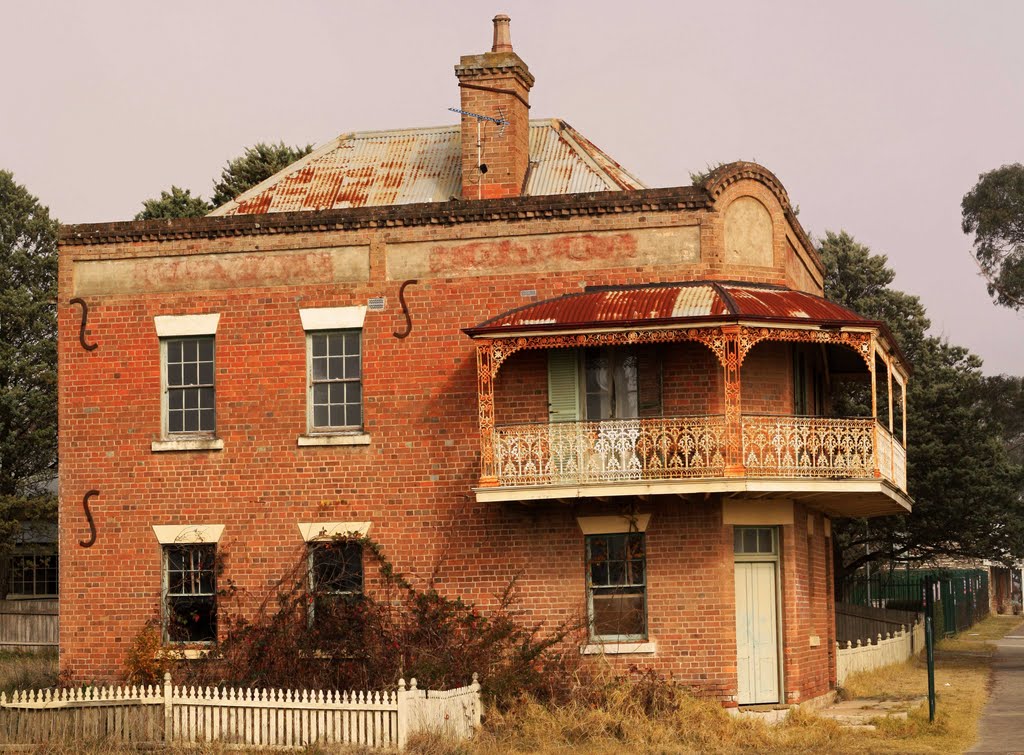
[547,349,580,423]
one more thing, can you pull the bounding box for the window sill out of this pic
[297,433,371,447]
[164,647,214,660]
[580,641,656,656]
[152,438,224,453]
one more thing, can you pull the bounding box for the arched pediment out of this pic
[701,162,792,212]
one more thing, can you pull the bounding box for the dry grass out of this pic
[0,650,57,695]
[5,615,1020,753]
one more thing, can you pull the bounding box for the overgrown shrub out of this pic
[127,537,582,706]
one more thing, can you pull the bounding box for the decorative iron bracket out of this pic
[79,490,99,548]
[69,298,98,351]
[393,279,418,339]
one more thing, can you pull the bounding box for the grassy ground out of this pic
[6,615,1022,753]
[0,649,57,696]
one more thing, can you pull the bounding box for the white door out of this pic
[735,561,780,704]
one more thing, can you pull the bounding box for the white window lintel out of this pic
[152,524,225,545]
[299,306,367,332]
[298,521,372,542]
[154,313,221,337]
[576,513,651,535]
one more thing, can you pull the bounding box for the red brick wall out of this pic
[740,342,792,415]
[59,204,834,704]
[494,349,548,425]
[662,342,722,416]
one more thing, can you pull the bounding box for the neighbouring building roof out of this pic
[466,281,875,335]
[209,119,646,216]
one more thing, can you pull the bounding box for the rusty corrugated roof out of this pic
[210,119,645,216]
[466,282,869,334]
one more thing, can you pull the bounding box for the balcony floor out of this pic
[474,476,912,518]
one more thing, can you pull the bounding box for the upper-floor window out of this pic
[298,306,368,444]
[309,331,362,431]
[165,336,216,434]
[153,314,221,450]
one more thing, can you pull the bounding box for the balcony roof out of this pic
[466,280,880,335]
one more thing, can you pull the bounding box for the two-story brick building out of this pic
[58,16,911,707]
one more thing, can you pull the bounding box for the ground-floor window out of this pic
[585,532,647,641]
[308,539,364,627]
[8,554,58,597]
[164,544,217,643]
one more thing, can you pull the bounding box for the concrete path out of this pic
[968,621,1024,754]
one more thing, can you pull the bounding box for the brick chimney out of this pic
[455,14,534,200]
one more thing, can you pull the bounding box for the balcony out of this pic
[465,281,913,517]
[483,415,909,516]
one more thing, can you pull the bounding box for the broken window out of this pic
[164,544,217,643]
[164,336,216,434]
[585,348,639,420]
[308,539,364,625]
[586,532,647,641]
[309,330,362,431]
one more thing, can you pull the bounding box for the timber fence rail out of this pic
[836,621,925,686]
[0,600,58,652]
[0,672,481,749]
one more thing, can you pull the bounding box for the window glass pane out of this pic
[590,561,608,587]
[313,405,329,427]
[344,356,360,379]
[312,356,327,380]
[167,596,216,642]
[313,383,328,405]
[184,389,198,410]
[198,338,213,362]
[344,332,359,355]
[329,382,345,404]
[608,560,625,585]
[311,541,364,594]
[346,403,362,428]
[328,356,343,380]
[169,410,183,433]
[182,363,198,386]
[184,410,199,432]
[169,390,183,410]
[199,408,215,433]
[184,339,198,361]
[743,529,758,553]
[758,529,773,554]
[592,591,644,637]
[630,559,645,585]
[312,335,327,358]
[329,405,344,427]
[346,382,361,405]
[168,340,182,362]
[198,361,213,385]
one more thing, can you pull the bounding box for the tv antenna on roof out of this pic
[449,107,511,199]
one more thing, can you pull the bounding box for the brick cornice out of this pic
[59,186,712,246]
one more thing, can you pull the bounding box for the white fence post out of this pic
[163,671,173,743]
[396,678,408,750]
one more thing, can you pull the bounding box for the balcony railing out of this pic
[494,416,728,486]
[492,415,908,492]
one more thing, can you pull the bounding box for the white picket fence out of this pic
[836,621,925,685]
[0,672,481,749]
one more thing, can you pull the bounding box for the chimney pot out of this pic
[492,14,513,53]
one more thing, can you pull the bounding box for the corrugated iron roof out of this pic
[210,119,645,216]
[467,282,870,334]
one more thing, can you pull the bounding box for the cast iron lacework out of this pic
[586,532,646,641]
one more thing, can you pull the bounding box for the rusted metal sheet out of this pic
[471,282,870,333]
[213,120,645,216]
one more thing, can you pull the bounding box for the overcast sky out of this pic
[2,1,1021,374]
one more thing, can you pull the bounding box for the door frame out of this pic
[733,526,785,705]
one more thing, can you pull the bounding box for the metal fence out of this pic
[839,568,989,637]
